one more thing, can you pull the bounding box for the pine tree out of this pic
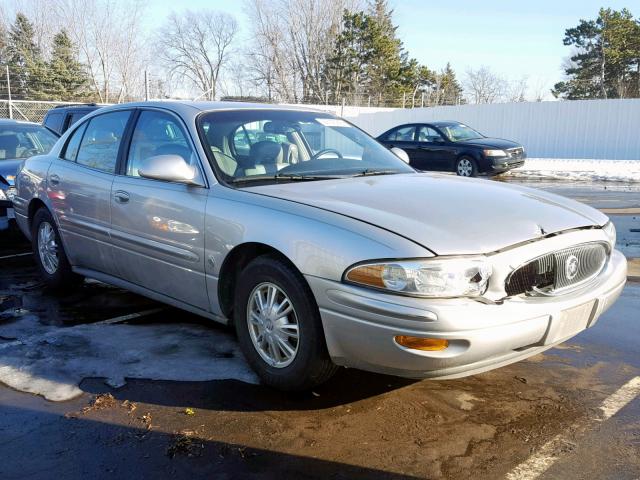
[553,8,640,99]
[437,63,463,105]
[47,29,89,100]
[6,13,48,99]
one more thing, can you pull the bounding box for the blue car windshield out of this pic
[198,109,414,184]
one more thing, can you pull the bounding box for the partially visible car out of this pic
[42,103,102,135]
[377,121,526,177]
[0,119,59,231]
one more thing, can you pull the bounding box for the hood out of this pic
[455,137,521,150]
[245,174,608,255]
[0,159,22,185]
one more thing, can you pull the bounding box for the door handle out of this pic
[113,190,130,203]
[49,174,60,186]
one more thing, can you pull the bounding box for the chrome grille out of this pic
[505,242,609,296]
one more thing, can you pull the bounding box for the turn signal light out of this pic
[394,336,449,351]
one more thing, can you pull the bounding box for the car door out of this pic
[414,125,454,171]
[381,125,418,162]
[109,109,209,311]
[47,110,132,275]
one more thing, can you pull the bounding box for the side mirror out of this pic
[390,147,410,164]
[138,154,204,186]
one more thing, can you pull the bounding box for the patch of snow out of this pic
[0,321,258,401]
[509,159,640,183]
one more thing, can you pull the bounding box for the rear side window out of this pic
[69,112,89,128]
[62,122,88,162]
[76,111,131,173]
[44,112,64,134]
[385,126,415,142]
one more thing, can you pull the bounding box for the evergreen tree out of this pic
[47,29,89,100]
[553,8,640,99]
[6,13,48,99]
[435,63,463,105]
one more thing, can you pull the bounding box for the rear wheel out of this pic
[234,255,337,391]
[456,156,478,177]
[31,208,82,290]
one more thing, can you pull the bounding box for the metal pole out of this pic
[367,96,371,107]
[144,70,149,101]
[341,97,345,117]
[421,92,425,108]
[6,66,12,119]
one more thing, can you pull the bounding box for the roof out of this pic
[429,120,464,127]
[100,100,328,115]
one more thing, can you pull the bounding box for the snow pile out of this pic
[510,159,640,183]
[0,320,258,401]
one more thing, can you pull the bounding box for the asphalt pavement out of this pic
[0,178,638,480]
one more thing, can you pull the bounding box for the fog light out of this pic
[395,336,449,351]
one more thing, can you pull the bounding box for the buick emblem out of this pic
[565,255,579,280]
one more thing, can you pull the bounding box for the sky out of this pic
[142,0,638,99]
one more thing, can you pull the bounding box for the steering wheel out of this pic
[310,148,343,161]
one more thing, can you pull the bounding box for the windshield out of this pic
[439,124,484,142]
[198,110,414,185]
[0,124,59,160]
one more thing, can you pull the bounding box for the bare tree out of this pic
[505,75,529,102]
[157,10,238,101]
[56,0,148,103]
[464,66,507,104]
[244,0,361,103]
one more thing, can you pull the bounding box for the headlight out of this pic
[6,187,16,201]
[344,257,492,298]
[602,221,616,248]
[483,149,507,157]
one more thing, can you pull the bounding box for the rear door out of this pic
[47,110,132,275]
[381,125,418,162]
[109,109,209,310]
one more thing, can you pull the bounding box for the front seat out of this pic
[250,141,283,174]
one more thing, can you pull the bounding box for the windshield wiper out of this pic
[228,173,342,184]
[352,169,399,177]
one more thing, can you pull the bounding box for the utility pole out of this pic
[402,92,406,108]
[421,92,425,108]
[144,70,149,101]
[6,66,12,119]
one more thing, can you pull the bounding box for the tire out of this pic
[31,207,82,290]
[234,255,338,391]
[456,156,478,177]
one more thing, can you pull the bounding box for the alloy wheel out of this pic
[38,221,59,275]
[247,282,300,368]
[457,158,473,176]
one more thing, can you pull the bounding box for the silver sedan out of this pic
[12,102,627,390]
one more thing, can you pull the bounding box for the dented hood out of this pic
[245,173,608,255]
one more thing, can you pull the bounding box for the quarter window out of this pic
[62,122,88,161]
[76,111,131,173]
[127,110,195,177]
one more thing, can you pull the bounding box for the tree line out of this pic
[1,1,638,105]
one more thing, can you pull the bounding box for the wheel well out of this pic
[28,199,47,229]
[217,242,297,321]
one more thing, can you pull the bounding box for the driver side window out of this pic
[127,110,195,177]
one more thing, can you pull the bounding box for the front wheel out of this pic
[31,208,82,290]
[456,157,478,177]
[234,255,338,391]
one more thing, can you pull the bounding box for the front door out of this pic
[414,126,453,171]
[109,109,209,311]
[47,110,132,275]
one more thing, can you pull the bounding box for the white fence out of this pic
[309,99,640,161]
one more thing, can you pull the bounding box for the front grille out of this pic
[505,242,609,296]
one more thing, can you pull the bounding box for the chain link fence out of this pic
[0,99,89,123]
